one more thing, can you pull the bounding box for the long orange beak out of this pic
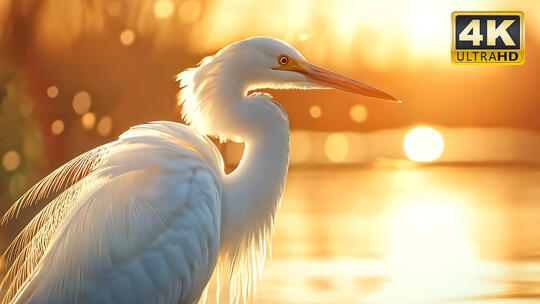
[301,62,400,102]
[273,58,400,103]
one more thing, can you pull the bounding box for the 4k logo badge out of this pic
[452,11,524,65]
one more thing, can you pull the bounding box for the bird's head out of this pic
[177,36,399,141]
[209,36,399,102]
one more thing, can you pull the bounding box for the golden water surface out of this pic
[258,165,540,303]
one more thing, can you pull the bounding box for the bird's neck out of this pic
[221,96,290,248]
[178,61,290,245]
[207,103,289,300]
[178,63,289,298]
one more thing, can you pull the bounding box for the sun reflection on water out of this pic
[373,192,497,303]
[257,165,540,303]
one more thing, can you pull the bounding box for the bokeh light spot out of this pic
[97,116,113,136]
[81,112,96,130]
[46,86,59,98]
[325,133,349,162]
[154,0,174,19]
[350,104,368,123]
[72,91,92,114]
[403,126,444,162]
[309,105,322,118]
[290,131,312,163]
[120,30,135,46]
[51,119,65,135]
[298,33,309,41]
[2,151,20,171]
[178,0,201,24]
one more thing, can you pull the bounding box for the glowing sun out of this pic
[403,126,444,162]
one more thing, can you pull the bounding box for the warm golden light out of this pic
[325,133,348,162]
[309,105,322,119]
[97,116,113,136]
[290,131,311,163]
[106,1,122,17]
[51,119,65,135]
[349,104,368,123]
[46,86,58,98]
[154,0,174,19]
[403,126,444,162]
[120,30,135,46]
[81,112,96,130]
[1,2,539,303]
[72,91,92,115]
[178,0,201,24]
[2,151,20,172]
[370,189,494,303]
[383,206,476,300]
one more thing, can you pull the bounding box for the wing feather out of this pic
[1,122,223,304]
[0,143,114,304]
[0,143,114,225]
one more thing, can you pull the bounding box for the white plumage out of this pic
[3,122,223,304]
[1,37,398,304]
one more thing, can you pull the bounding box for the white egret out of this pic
[1,37,399,304]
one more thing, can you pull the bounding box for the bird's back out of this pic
[2,121,224,304]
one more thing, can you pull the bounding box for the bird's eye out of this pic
[278,55,289,65]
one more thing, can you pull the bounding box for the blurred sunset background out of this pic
[1,0,540,303]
